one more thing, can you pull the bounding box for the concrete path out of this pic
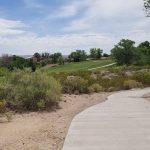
[63,88,150,150]
[88,63,116,71]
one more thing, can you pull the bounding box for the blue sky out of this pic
[0,0,150,55]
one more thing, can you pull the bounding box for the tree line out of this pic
[111,39,150,65]
[0,48,106,71]
[0,39,150,71]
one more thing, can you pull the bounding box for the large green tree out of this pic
[33,52,41,62]
[135,41,150,65]
[50,53,62,64]
[90,48,103,59]
[111,39,135,65]
[69,50,87,62]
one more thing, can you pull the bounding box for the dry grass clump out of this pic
[63,76,88,94]
[123,79,143,90]
[88,83,103,93]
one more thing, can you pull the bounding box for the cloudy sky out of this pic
[0,0,149,55]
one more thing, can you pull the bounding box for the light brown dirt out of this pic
[0,92,109,150]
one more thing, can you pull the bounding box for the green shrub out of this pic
[88,84,103,93]
[63,76,88,94]
[132,72,150,86]
[0,68,9,77]
[0,100,6,113]
[123,80,143,90]
[0,71,62,111]
[95,75,128,90]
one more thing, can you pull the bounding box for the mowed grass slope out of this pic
[48,59,114,73]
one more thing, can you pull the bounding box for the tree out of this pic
[50,53,62,64]
[41,52,50,59]
[12,55,28,69]
[103,53,109,57]
[135,41,150,65]
[33,52,41,62]
[69,50,87,62]
[111,39,135,65]
[90,48,103,59]
[58,56,65,65]
[0,54,13,70]
[27,59,36,72]
[144,0,150,16]
[138,41,150,49]
[31,63,36,72]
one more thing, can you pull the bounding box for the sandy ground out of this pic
[0,92,109,150]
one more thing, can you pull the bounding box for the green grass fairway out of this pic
[48,59,114,73]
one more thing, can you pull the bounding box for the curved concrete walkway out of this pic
[63,88,150,150]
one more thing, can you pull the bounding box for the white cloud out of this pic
[24,0,43,9]
[48,1,90,19]
[0,0,149,55]
[63,19,90,31]
[1,30,150,55]
[63,0,146,32]
[0,33,116,55]
[48,2,79,19]
[0,18,27,36]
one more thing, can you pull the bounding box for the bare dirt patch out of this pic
[0,92,109,150]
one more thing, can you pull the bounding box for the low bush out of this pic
[132,72,150,86]
[63,76,88,94]
[0,70,62,111]
[95,76,128,91]
[88,83,103,93]
[49,66,150,94]
[0,100,6,113]
[123,80,143,90]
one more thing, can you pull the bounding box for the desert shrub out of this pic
[49,67,150,94]
[63,76,88,94]
[132,72,150,86]
[0,100,6,113]
[50,72,68,84]
[0,70,62,111]
[108,66,127,74]
[123,80,143,90]
[58,71,128,93]
[95,75,128,91]
[88,83,103,93]
[68,70,91,80]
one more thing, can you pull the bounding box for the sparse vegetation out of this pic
[88,84,103,93]
[123,80,143,90]
[63,76,88,94]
